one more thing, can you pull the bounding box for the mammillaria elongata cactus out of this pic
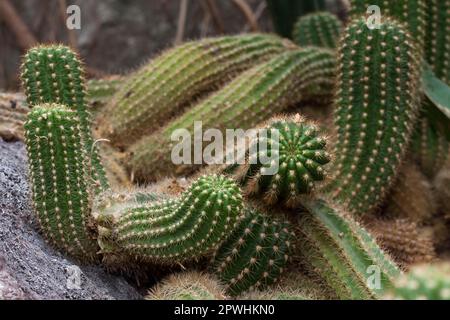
[99,175,243,264]
[20,45,109,192]
[129,47,336,182]
[24,104,99,261]
[298,199,400,299]
[101,34,293,147]
[324,18,421,215]
[225,115,331,207]
[292,12,342,48]
[212,208,294,296]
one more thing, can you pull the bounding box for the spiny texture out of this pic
[87,76,123,106]
[411,100,450,179]
[425,0,450,84]
[145,272,226,300]
[24,104,98,261]
[364,218,435,269]
[239,288,309,300]
[325,18,421,215]
[102,34,292,147]
[292,12,342,48]
[385,263,450,300]
[228,115,331,207]
[298,199,400,299]
[20,45,109,192]
[107,175,243,264]
[385,162,436,223]
[349,0,426,53]
[212,208,294,296]
[129,48,336,182]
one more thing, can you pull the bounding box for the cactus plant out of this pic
[24,103,99,261]
[98,175,243,264]
[385,162,436,223]
[349,0,426,54]
[385,263,450,300]
[145,272,226,300]
[364,217,435,269]
[100,34,293,147]
[129,47,336,182]
[226,115,331,207]
[20,45,109,192]
[211,207,294,296]
[425,0,450,84]
[292,12,343,48]
[324,17,421,215]
[298,199,400,299]
[87,76,123,106]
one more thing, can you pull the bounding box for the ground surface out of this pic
[0,138,142,299]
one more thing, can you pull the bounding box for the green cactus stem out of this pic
[20,45,109,192]
[385,263,450,300]
[349,0,426,54]
[129,47,336,182]
[226,115,331,207]
[101,34,293,147]
[298,198,401,300]
[145,272,226,300]
[292,12,343,48]
[212,207,294,296]
[99,175,243,264]
[24,103,99,261]
[324,17,421,215]
[86,76,123,106]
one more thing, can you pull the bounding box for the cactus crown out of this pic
[24,103,98,261]
[212,207,294,296]
[110,175,244,264]
[292,12,343,48]
[325,17,421,215]
[228,115,331,207]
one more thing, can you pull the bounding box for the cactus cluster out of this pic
[292,12,343,48]
[13,0,450,300]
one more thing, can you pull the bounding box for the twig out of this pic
[242,1,266,32]
[0,0,38,49]
[58,0,78,50]
[174,0,189,45]
[202,0,225,34]
[232,0,259,32]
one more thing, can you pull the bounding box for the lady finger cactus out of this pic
[227,115,331,207]
[292,12,343,48]
[103,175,243,264]
[324,18,421,215]
[24,103,99,261]
[211,208,294,296]
[20,45,109,192]
[298,199,400,299]
[129,48,336,182]
[101,34,293,147]
[145,272,226,300]
[385,263,450,300]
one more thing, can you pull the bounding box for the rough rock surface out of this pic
[0,138,142,300]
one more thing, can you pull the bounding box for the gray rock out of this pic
[0,138,142,300]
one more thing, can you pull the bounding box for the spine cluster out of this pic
[292,12,342,48]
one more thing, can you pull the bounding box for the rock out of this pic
[0,138,142,300]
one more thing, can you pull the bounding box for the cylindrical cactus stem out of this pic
[211,207,294,296]
[86,76,123,106]
[102,175,243,264]
[226,115,331,207]
[20,44,109,192]
[349,0,426,54]
[292,12,343,48]
[128,47,336,182]
[425,0,450,84]
[24,103,99,261]
[145,272,226,300]
[100,34,293,147]
[298,198,401,300]
[324,17,421,215]
[385,263,450,300]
